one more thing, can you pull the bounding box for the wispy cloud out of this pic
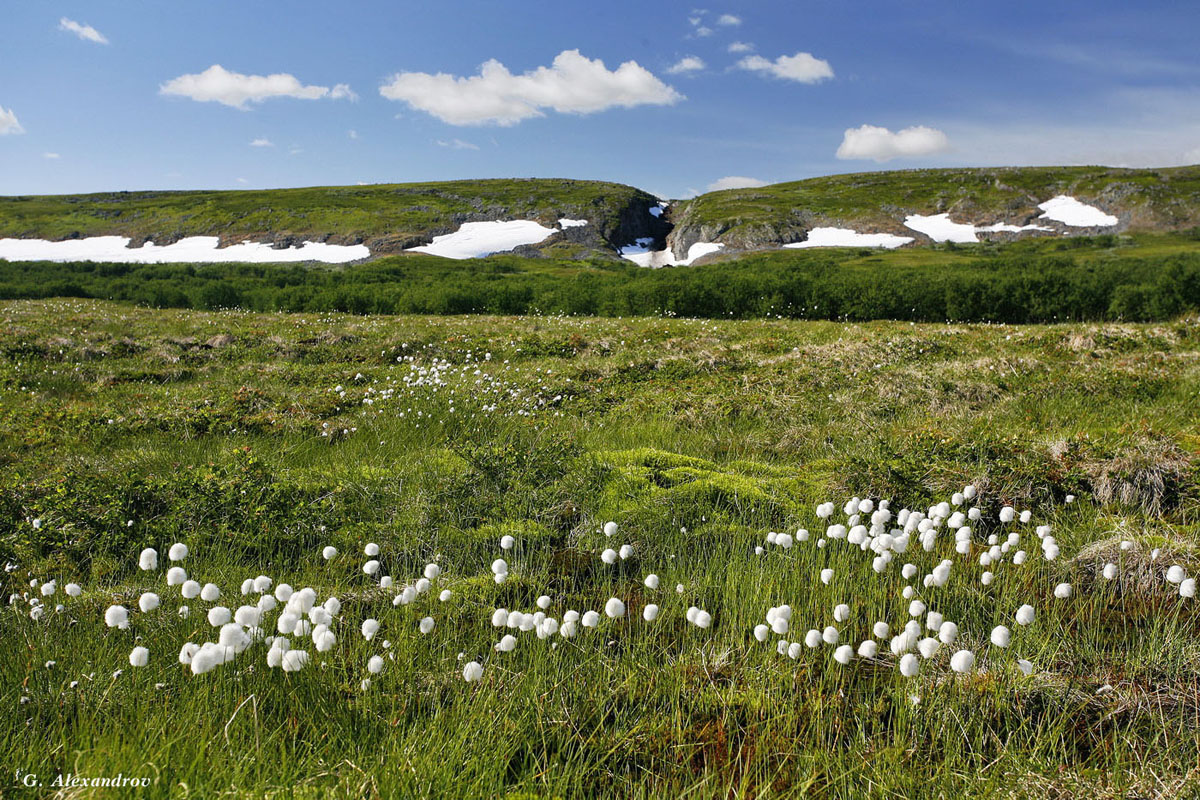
[435,138,480,150]
[0,106,23,135]
[705,176,766,192]
[59,17,108,44]
[249,137,274,147]
[43,152,60,159]
[380,49,682,126]
[727,41,754,53]
[716,13,741,26]
[160,65,355,109]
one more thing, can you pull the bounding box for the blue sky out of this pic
[1,0,1198,198]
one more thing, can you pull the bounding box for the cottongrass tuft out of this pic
[462,661,484,682]
[605,598,626,619]
[129,646,149,667]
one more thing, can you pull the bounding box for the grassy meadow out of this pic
[1,297,1198,797]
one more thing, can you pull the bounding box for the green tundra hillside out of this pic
[668,165,1200,258]
[0,178,667,259]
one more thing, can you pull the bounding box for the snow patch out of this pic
[0,235,369,264]
[904,214,979,243]
[406,220,559,259]
[1038,196,1118,227]
[648,203,667,218]
[785,227,913,249]
[620,239,724,268]
[557,218,588,228]
[976,222,1053,233]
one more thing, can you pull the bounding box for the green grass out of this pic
[1,300,1199,798]
[0,178,658,254]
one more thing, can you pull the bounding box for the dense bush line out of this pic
[2,242,1198,322]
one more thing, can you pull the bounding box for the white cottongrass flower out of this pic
[1015,605,1035,626]
[753,623,769,642]
[491,608,509,628]
[582,610,600,627]
[822,626,839,645]
[169,543,188,561]
[833,604,850,623]
[491,559,508,576]
[908,599,926,617]
[873,621,890,638]
[990,625,1012,648]
[938,621,958,644]
[314,628,336,652]
[240,578,255,596]
[1017,659,1034,676]
[999,507,1015,523]
[693,610,712,629]
[820,568,833,585]
[1103,563,1118,580]
[105,605,129,629]
[833,645,853,665]
[918,637,940,659]
[419,616,435,634]
[138,593,160,613]
[200,583,220,602]
[362,618,380,640]
[40,580,57,597]
[179,642,199,665]
[643,574,660,590]
[1053,583,1072,599]
[365,543,380,557]
[500,535,515,550]
[605,598,626,619]
[858,640,878,658]
[899,653,918,677]
[676,583,685,594]
[178,605,190,619]
[363,560,381,576]
[281,649,310,673]
[1166,565,1186,584]
[601,548,618,564]
[950,650,976,673]
[1180,579,1196,598]
[603,521,618,536]
[776,533,793,549]
[368,655,384,674]
[619,544,634,559]
[423,563,442,580]
[138,548,158,571]
[65,582,82,597]
[462,661,484,682]
[207,606,231,626]
[322,546,337,560]
[496,634,517,653]
[166,567,186,586]
[181,580,201,599]
[787,642,803,659]
[129,646,149,667]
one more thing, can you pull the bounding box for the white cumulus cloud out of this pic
[43,152,60,159]
[160,65,356,109]
[0,106,23,135]
[727,41,754,53]
[836,124,950,162]
[249,138,274,147]
[716,14,742,26]
[705,176,767,192]
[737,52,833,83]
[379,49,683,126]
[667,56,706,75]
[59,17,108,44]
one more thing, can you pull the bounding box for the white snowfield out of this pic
[406,219,580,259]
[620,239,724,267]
[784,227,913,249]
[903,214,981,244]
[557,218,588,228]
[0,235,369,264]
[1037,195,1119,227]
